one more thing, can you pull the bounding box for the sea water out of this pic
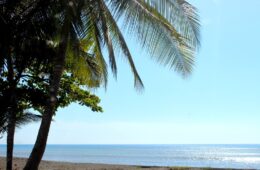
[1,144,260,169]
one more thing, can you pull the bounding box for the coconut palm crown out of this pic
[50,0,200,89]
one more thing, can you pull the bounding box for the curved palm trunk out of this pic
[24,34,68,170]
[23,107,54,170]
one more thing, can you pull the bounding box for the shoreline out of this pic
[0,157,254,170]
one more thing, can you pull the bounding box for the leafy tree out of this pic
[0,68,103,170]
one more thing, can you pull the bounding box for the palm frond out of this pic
[15,112,42,128]
[107,0,200,76]
[146,0,200,48]
[0,112,42,135]
[91,21,109,88]
[96,0,144,89]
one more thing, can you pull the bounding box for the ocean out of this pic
[1,144,260,169]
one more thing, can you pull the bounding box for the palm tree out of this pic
[24,0,200,169]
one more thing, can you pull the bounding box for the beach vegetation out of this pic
[0,0,200,169]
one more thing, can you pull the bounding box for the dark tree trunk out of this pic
[6,53,16,170]
[24,31,69,170]
[6,117,15,170]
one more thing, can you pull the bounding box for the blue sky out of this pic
[1,0,260,144]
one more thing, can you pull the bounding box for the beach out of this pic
[0,157,246,170]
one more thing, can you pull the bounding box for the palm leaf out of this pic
[107,0,200,76]
[15,112,42,128]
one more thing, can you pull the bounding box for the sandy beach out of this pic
[0,157,242,170]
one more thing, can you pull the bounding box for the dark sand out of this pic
[0,157,251,170]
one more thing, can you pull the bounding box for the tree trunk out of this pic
[23,107,54,170]
[6,117,15,170]
[6,52,16,170]
[23,31,69,170]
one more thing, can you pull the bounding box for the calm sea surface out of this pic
[1,144,260,169]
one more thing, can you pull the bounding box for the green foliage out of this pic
[58,74,103,112]
[0,68,103,136]
[0,0,105,135]
[65,39,102,88]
